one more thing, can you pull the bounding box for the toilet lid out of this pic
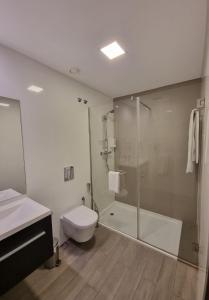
[63,205,98,229]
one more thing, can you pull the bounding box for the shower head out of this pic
[106,109,114,115]
[102,109,114,121]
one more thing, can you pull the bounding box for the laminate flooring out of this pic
[1,226,199,300]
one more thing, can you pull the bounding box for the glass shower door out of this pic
[138,89,198,264]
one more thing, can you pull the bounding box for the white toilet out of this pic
[61,205,98,243]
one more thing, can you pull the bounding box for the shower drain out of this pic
[110,212,114,216]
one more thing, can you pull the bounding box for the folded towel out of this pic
[186,109,199,173]
[108,171,120,193]
[108,137,116,149]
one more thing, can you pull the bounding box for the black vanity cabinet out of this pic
[0,215,53,295]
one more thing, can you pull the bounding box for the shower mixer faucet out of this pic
[100,150,112,156]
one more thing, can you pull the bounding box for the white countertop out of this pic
[0,196,51,241]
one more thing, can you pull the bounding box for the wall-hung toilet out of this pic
[61,205,98,243]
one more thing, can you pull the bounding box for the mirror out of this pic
[0,97,26,194]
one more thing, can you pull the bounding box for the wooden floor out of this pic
[1,226,198,300]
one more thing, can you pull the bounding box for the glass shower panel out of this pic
[89,100,138,239]
[113,98,138,238]
[89,103,115,213]
[138,86,198,264]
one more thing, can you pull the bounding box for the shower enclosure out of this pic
[89,80,201,265]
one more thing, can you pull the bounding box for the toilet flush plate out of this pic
[64,166,74,181]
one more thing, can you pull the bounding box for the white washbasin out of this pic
[0,202,22,219]
[0,189,21,203]
[0,197,51,241]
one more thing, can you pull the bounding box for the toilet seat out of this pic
[62,205,98,229]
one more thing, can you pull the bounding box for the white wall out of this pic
[0,44,112,242]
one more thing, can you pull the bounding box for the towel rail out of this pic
[113,170,126,175]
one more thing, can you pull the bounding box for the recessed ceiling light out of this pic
[69,67,80,74]
[0,102,10,107]
[27,85,43,93]
[100,41,125,60]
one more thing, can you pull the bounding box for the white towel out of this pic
[186,109,199,173]
[108,171,120,193]
[195,109,199,163]
[108,137,116,149]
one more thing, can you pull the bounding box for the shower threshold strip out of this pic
[100,201,182,257]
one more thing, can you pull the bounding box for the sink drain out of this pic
[110,212,114,216]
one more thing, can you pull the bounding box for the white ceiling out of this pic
[0,0,207,97]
